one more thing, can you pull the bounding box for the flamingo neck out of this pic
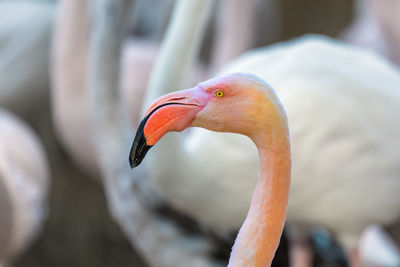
[228,132,291,267]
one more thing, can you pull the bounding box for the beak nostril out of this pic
[167,96,186,101]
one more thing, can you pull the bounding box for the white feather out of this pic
[146,35,400,249]
[359,225,400,266]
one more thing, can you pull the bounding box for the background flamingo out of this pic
[0,2,52,266]
[344,0,400,66]
[52,0,206,177]
[0,109,49,267]
[87,0,233,266]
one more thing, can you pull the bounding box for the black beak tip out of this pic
[129,115,154,169]
[129,141,152,169]
[129,155,136,169]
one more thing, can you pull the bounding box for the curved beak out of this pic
[129,87,209,168]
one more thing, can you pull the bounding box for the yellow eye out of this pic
[214,90,224,97]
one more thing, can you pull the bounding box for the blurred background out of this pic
[1,0,400,266]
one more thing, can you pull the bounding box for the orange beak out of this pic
[129,87,210,168]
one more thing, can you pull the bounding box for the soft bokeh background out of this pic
[2,0,397,266]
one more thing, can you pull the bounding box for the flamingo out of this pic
[367,0,400,65]
[130,73,291,266]
[0,109,49,267]
[217,35,400,266]
[52,0,206,177]
[141,35,400,267]
[131,0,400,265]
[63,0,400,265]
[87,0,234,266]
[343,0,400,66]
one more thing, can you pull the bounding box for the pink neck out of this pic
[228,135,291,267]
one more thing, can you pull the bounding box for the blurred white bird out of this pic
[344,0,400,66]
[52,0,205,178]
[0,109,49,266]
[359,225,400,267]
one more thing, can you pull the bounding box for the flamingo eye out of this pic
[214,89,224,98]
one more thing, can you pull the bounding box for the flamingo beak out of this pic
[129,87,209,168]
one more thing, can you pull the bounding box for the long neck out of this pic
[142,0,213,110]
[52,0,90,111]
[142,0,213,163]
[211,0,256,72]
[228,131,291,267]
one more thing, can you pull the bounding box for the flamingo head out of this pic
[129,73,286,168]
